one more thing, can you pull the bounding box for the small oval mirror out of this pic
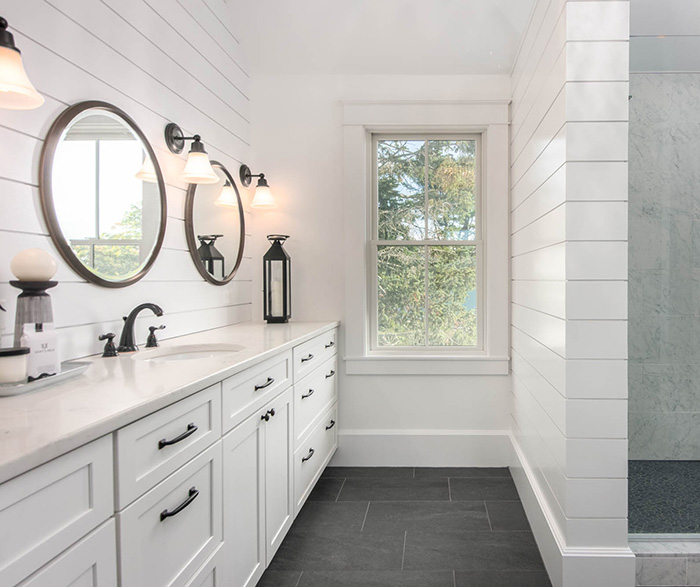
[40,101,167,287]
[185,161,245,285]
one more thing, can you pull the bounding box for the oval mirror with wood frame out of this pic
[39,101,167,287]
[185,161,245,285]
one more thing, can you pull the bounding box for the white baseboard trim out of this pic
[509,432,636,587]
[329,429,512,467]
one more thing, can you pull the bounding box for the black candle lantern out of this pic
[197,234,225,279]
[263,235,291,323]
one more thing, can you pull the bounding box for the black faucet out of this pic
[117,303,164,352]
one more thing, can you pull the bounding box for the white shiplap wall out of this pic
[0,0,254,360]
[509,1,634,586]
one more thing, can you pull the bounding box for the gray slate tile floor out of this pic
[258,467,552,587]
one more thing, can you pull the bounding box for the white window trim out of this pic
[342,101,510,376]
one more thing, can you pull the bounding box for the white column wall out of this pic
[509,1,635,586]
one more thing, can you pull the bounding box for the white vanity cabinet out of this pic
[115,384,222,509]
[17,521,117,587]
[293,329,337,381]
[117,442,223,587]
[183,545,225,587]
[0,323,339,587]
[294,402,338,513]
[0,436,114,587]
[292,337,339,515]
[222,387,294,587]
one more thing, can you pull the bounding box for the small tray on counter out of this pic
[0,361,91,397]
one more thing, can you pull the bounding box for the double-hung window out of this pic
[370,134,482,351]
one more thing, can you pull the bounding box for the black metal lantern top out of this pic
[263,234,291,323]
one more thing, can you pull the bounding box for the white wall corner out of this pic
[510,432,636,587]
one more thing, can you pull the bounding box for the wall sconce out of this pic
[164,122,219,184]
[214,180,238,207]
[240,164,275,209]
[0,17,44,110]
[135,156,157,183]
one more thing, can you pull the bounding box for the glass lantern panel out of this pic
[269,260,285,317]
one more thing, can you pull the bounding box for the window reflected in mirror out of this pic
[41,102,166,287]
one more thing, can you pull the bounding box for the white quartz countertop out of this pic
[0,320,338,484]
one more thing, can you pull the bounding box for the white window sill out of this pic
[344,356,510,376]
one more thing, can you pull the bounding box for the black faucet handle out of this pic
[99,333,118,358]
[146,325,166,348]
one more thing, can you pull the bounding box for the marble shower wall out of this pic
[629,73,700,459]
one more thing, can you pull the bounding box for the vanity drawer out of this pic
[294,355,337,447]
[293,329,337,381]
[18,520,117,587]
[0,435,113,587]
[222,351,291,433]
[118,442,222,587]
[116,384,222,508]
[294,403,338,514]
[183,543,224,587]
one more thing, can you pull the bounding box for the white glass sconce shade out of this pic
[214,181,239,207]
[0,18,44,110]
[250,185,275,209]
[182,150,219,184]
[135,156,158,183]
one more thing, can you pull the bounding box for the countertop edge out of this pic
[0,320,339,485]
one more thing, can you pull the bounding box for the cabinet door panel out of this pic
[264,387,294,562]
[293,329,337,381]
[116,384,221,508]
[294,403,338,514]
[183,544,224,587]
[222,415,265,587]
[18,520,116,587]
[118,443,222,587]
[222,352,292,434]
[0,436,113,587]
[294,355,337,448]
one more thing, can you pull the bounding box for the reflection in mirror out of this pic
[186,163,245,285]
[40,102,166,287]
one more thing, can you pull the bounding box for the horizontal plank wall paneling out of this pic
[509,1,634,587]
[0,0,254,359]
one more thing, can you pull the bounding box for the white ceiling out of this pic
[234,0,535,75]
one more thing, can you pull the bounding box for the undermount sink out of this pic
[132,343,245,362]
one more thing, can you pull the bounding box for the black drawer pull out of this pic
[302,448,315,463]
[325,341,334,349]
[325,370,336,379]
[301,354,314,363]
[326,420,336,430]
[160,486,199,521]
[158,423,198,449]
[301,389,315,399]
[261,408,276,422]
[255,377,275,391]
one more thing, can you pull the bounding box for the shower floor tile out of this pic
[629,460,700,534]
